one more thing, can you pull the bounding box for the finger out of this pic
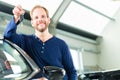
[16,5,23,11]
[12,8,20,16]
[13,5,25,16]
[17,5,25,14]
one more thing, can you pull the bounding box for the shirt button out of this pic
[43,43,45,45]
[41,51,44,53]
[42,47,44,49]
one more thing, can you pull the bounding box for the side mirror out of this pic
[43,66,65,80]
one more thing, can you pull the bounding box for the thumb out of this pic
[21,9,25,15]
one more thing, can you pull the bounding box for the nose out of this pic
[37,17,44,23]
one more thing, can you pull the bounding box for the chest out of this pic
[25,40,63,60]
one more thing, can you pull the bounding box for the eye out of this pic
[41,15,45,18]
[35,16,39,19]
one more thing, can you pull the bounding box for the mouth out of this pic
[38,23,45,27]
[40,23,44,26]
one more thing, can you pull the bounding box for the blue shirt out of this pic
[4,17,77,80]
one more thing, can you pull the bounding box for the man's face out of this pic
[31,8,50,32]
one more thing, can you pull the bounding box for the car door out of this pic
[0,38,40,80]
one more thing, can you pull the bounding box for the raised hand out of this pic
[12,5,25,23]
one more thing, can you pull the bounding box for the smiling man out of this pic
[4,5,77,80]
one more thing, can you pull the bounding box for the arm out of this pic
[4,17,18,39]
[62,43,78,80]
[4,5,25,41]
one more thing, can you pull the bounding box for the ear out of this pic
[48,18,51,24]
[31,20,34,27]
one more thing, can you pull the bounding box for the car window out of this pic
[0,39,40,80]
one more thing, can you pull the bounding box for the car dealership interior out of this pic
[1,0,120,79]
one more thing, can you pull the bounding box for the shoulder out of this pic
[22,34,35,40]
[52,36,69,48]
[53,36,66,44]
[16,34,35,43]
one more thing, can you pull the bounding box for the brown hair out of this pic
[30,5,49,19]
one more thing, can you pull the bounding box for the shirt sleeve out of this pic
[62,42,78,80]
[4,17,17,38]
[4,17,24,48]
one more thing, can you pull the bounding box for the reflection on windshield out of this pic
[0,48,13,78]
[0,40,32,79]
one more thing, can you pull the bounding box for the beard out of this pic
[39,28,45,32]
[37,26,47,32]
[34,22,49,32]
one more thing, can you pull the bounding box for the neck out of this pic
[35,31,53,42]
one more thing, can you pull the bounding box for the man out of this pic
[4,5,77,80]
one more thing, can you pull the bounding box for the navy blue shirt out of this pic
[4,17,77,80]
